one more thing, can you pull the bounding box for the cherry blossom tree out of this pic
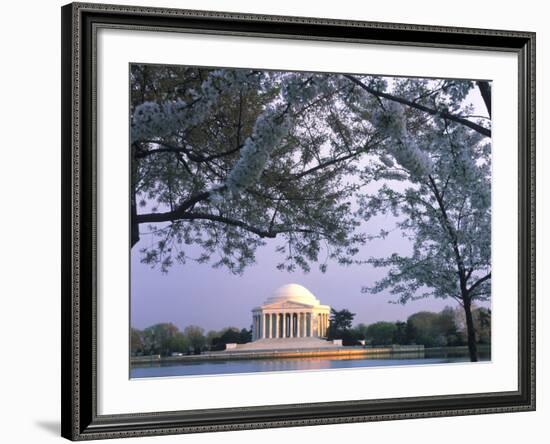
[356,77,491,361]
[130,65,375,273]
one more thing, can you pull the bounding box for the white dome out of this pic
[264,283,320,306]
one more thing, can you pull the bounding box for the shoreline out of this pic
[131,345,491,366]
[131,344,429,365]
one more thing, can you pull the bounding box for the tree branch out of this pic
[344,75,491,138]
[135,189,217,225]
[291,141,374,180]
[137,209,323,240]
[427,174,468,294]
[135,140,242,163]
[467,272,491,296]
[183,212,279,238]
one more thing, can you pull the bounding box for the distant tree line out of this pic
[327,306,491,347]
[131,323,252,356]
[132,305,489,356]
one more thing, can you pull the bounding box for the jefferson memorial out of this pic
[252,283,331,339]
[231,284,337,351]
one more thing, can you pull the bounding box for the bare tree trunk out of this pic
[131,143,140,248]
[131,190,139,248]
[463,298,478,362]
[476,81,492,118]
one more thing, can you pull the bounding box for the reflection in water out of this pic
[131,349,490,379]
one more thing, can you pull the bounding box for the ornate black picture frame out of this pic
[61,2,535,440]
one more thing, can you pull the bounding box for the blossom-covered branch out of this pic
[370,101,434,178]
[344,74,491,137]
[131,69,263,143]
[131,67,366,273]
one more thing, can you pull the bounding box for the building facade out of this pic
[251,284,331,340]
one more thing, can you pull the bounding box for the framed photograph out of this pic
[61,2,535,440]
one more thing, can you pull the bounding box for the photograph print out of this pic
[129,64,492,379]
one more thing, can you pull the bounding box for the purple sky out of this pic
[131,208,474,332]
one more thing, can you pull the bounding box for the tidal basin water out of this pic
[130,349,490,379]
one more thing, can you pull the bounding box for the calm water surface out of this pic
[131,349,490,378]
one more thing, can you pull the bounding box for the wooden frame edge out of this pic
[61,2,536,440]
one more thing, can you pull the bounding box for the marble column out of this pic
[288,314,292,338]
[289,313,292,338]
[289,313,293,338]
[261,314,265,339]
[318,314,321,337]
[287,313,290,338]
